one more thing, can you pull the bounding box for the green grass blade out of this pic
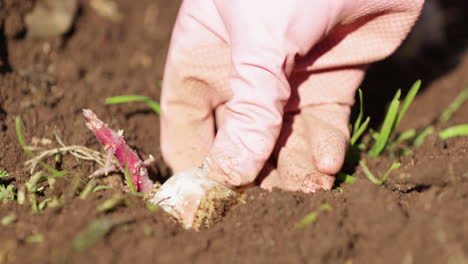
[395,148,412,157]
[413,126,434,147]
[93,185,113,192]
[25,234,44,243]
[369,90,401,157]
[394,80,421,130]
[80,179,96,200]
[25,172,44,193]
[295,204,332,229]
[380,162,401,183]
[439,88,468,122]
[353,89,365,135]
[350,116,370,146]
[1,214,17,225]
[96,195,126,213]
[105,95,161,114]
[439,124,468,140]
[360,160,400,185]
[296,212,318,229]
[395,129,416,144]
[359,160,381,184]
[73,218,133,251]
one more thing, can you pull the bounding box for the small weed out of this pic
[96,194,127,213]
[369,80,421,157]
[0,184,16,203]
[369,90,401,157]
[25,234,44,243]
[143,225,153,237]
[38,198,53,211]
[0,171,9,178]
[1,214,17,225]
[25,172,44,193]
[296,204,333,229]
[105,95,161,114]
[350,89,371,146]
[15,116,70,177]
[394,129,417,145]
[413,126,434,147]
[29,193,39,212]
[80,179,97,200]
[93,185,113,192]
[439,88,468,122]
[359,160,401,185]
[73,218,134,251]
[439,124,468,140]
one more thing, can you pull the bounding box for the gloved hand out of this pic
[161,0,423,192]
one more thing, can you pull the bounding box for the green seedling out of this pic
[394,80,421,131]
[369,90,401,157]
[25,172,44,193]
[439,88,468,122]
[0,171,9,178]
[15,116,69,177]
[70,174,89,197]
[394,129,416,144]
[1,214,17,225]
[80,179,97,200]
[105,95,161,114]
[0,184,16,203]
[48,177,57,190]
[93,185,113,192]
[359,160,401,185]
[38,198,52,211]
[48,196,64,208]
[393,148,412,157]
[386,129,417,158]
[350,89,371,146]
[296,204,333,229]
[73,218,134,251]
[96,194,127,213]
[345,89,371,169]
[29,193,39,213]
[369,80,421,157]
[143,225,153,237]
[439,124,468,140]
[413,126,434,147]
[25,234,44,243]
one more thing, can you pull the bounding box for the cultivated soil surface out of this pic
[1,0,467,263]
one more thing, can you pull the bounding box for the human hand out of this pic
[160,0,423,193]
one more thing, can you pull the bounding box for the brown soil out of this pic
[0,1,467,263]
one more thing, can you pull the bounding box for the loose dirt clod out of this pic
[25,0,78,38]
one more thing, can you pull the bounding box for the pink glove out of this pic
[161,0,423,192]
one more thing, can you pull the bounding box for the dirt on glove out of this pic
[0,0,467,263]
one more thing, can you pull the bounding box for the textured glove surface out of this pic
[161,0,423,192]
